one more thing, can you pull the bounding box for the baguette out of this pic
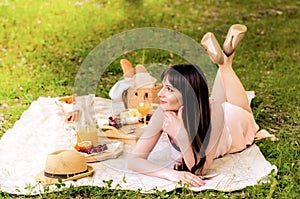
[135,64,148,73]
[120,59,135,78]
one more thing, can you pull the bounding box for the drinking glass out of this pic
[137,100,151,127]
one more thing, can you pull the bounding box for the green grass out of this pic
[0,0,299,198]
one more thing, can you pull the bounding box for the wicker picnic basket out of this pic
[122,84,162,109]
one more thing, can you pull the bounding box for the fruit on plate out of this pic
[108,116,122,128]
[65,110,79,123]
[75,141,108,154]
[59,94,77,104]
[78,141,93,149]
[146,113,152,123]
[76,141,92,150]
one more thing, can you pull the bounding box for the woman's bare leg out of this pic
[218,53,252,113]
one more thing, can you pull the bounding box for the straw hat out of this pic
[35,149,94,184]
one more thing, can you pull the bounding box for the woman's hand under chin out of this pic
[166,170,206,187]
[163,106,187,141]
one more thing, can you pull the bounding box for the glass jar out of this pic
[75,94,98,146]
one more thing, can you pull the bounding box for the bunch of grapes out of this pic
[78,144,108,154]
[139,114,152,123]
[146,114,152,123]
[108,116,122,128]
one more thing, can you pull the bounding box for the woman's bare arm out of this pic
[128,107,205,186]
[128,107,165,175]
[163,106,197,171]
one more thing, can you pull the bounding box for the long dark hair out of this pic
[161,64,211,174]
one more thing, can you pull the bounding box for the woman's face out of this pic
[158,77,183,111]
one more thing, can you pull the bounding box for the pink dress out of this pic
[207,69,275,159]
[167,69,275,164]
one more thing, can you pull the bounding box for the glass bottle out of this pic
[75,94,98,146]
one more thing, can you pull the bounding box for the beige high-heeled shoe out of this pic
[223,24,247,56]
[201,32,224,65]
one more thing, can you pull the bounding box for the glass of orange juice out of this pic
[137,100,151,127]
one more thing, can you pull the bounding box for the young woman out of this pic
[128,24,273,187]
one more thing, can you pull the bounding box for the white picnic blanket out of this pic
[0,97,277,195]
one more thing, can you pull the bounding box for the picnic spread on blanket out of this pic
[0,60,277,195]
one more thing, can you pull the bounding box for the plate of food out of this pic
[74,140,124,163]
[98,125,144,145]
[58,94,77,104]
[97,112,145,144]
[55,94,77,116]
